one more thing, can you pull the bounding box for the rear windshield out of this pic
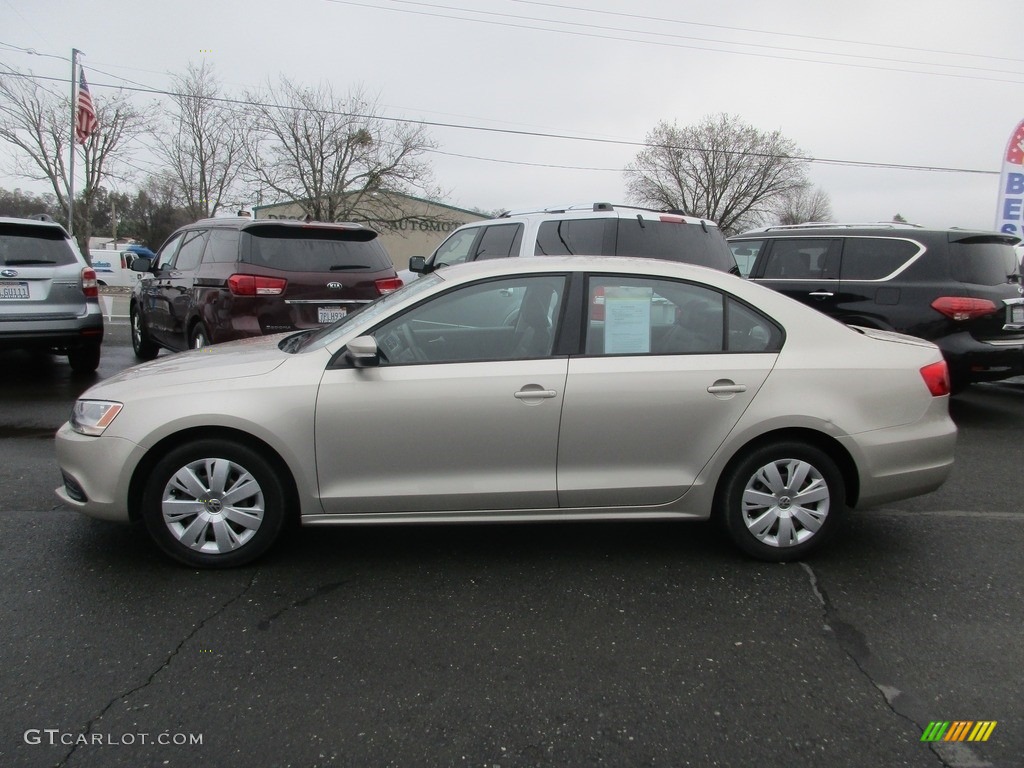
[0,224,78,267]
[949,237,1021,286]
[241,224,393,273]
[533,218,736,272]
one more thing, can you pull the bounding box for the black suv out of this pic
[729,224,1024,391]
[130,217,401,359]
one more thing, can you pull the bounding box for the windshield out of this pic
[287,273,444,352]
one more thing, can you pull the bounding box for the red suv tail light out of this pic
[228,274,287,296]
[374,277,403,295]
[930,296,998,321]
[920,360,951,396]
[81,267,98,298]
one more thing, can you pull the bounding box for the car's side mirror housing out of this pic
[130,256,153,272]
[345,335,380,368]
[408,256,427,274]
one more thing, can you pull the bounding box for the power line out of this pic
[1,68,1000,176]
[509,0,1024,66]
[322,0,1024,83]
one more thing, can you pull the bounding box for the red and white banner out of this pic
[995,119,1024,236]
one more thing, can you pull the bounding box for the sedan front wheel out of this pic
[141,439,288,568]
[718,441,844,561]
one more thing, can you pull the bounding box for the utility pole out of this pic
[68,48,80,236]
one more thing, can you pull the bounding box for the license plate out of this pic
[1011,304,1024,324]
[0,281,29,299]
[317,306,347,324]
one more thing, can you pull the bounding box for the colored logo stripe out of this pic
[921,721,996,742]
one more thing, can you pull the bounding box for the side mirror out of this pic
[345,335,380,368]
[408,256,427,274]
[130,256,153,272]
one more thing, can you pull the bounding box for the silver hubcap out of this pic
[161,457,265,555]
[741,458,829,548]
[193,332,206,349]
[132,314,142,345]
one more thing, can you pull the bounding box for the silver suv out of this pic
[404,203,738,279]
[0,216,104,373]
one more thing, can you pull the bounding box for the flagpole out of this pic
[69,48,80,237]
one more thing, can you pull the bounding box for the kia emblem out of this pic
[327,282,342,289]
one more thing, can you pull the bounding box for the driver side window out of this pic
[373,275,567,365]
[430,228,479,269]
[155,232,184,270]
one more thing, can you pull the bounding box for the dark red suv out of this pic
[129,218,401,359]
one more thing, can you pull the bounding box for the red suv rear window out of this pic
[241,224,392,273]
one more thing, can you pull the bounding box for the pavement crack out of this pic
[257,579,347,630]
[798,562,988,768]
[56,569,261,768]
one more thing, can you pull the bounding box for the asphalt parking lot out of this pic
[0,308,1020,768]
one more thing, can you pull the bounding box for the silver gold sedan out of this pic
[55,257,957,568]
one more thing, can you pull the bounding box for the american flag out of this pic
[74,68,98,144]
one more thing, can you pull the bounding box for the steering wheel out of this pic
[399,322,428,362]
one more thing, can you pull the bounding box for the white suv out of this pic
[404,203,738,280]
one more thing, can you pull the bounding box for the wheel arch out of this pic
[713,427,860,513]
[127,426,301,525]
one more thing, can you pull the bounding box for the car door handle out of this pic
[808,291,834,298]
[514,388,557,400]
[707,381,747,395]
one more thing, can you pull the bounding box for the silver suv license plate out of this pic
[0,281,30,299]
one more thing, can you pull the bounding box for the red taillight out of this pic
[920,360,951,396]
[81,267,98,298]
[228,274,287,296]
[930,296,998,321]
[375,277,403,295]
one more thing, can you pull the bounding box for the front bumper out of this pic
[54,423,142,522]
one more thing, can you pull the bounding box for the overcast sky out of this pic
[1,0,1020,229]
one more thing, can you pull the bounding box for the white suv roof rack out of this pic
[499,202,692,218]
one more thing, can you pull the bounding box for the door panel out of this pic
[314,359,568,513]
[558,354,773,507]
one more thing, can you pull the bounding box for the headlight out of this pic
[70,400,123,436]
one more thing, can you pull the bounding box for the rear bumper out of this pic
[840,399,957,508]
[0,309,104,350]
[938,331,1024,384]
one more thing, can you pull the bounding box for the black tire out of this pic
[67,341,101,374]
[141,439,288,568]
[130,305,160,360]
[189,322,211,350]
[717,441,844,562]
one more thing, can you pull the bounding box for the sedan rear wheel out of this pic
[141,439,287,568]
[718,441,843,561]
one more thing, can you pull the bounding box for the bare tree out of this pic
[625,114,811,235]
[244,79,440,227]
[769,184,833,227]
[0,66,149,252]
[156,62,249,220]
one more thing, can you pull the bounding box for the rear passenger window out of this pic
[536,219,608,255]
[761,239,835,279]
[585,276,724,356]
[840,238,919,280]
[202,229,240,264]
[474,224,523,260]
